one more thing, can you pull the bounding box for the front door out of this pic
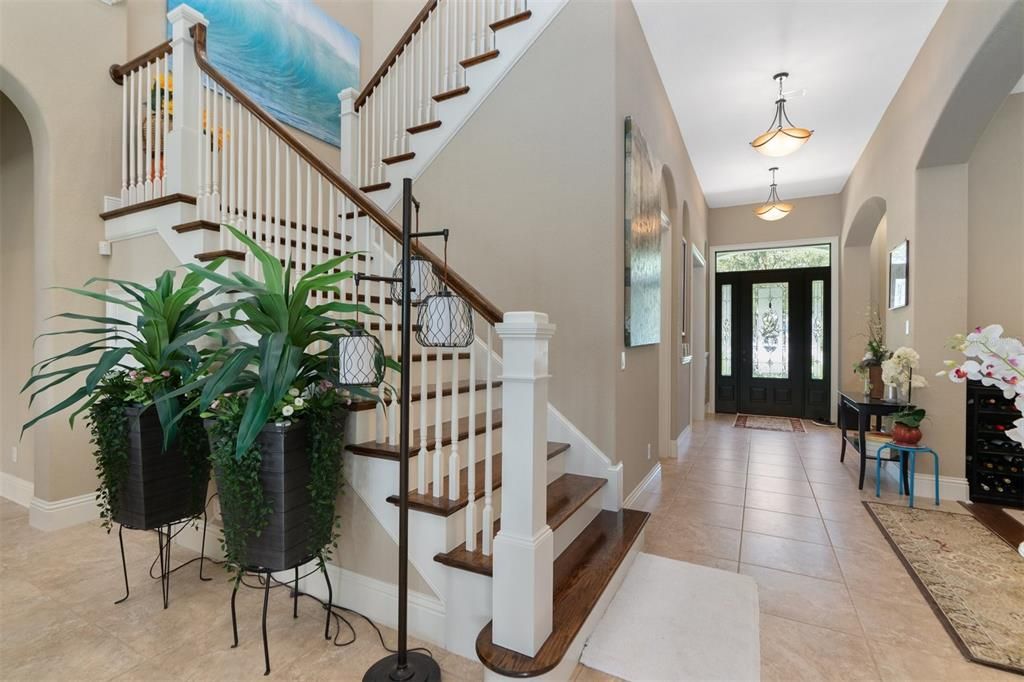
[716,266,830,419]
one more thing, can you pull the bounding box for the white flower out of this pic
[288,387,300,397]
[293,398,305,408]
[282,405,294,417]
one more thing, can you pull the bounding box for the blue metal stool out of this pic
[875,443,940,508]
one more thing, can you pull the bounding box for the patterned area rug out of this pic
[733,414,805,433]
[864,501,1024,674]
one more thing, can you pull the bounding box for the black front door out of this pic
[716,267,830,419]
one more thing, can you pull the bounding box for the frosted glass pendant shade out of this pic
[750,126,813,157]
[416,291,474,348]
[336,329,386,387]
[755,201,794,221]
[391,256,439,305]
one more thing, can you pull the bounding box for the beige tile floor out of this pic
[0,416,1017,681]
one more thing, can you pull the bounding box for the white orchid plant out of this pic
[940,324,1024,443]
[881,346,929,395]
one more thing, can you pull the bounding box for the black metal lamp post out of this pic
[355,178,446,682]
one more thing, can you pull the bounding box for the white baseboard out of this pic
[0,473,33,508]
[29,492,98,531]
[298,561,446,648]
[875,463,970,502]
[622,462,661,509]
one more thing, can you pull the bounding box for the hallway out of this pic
[629,416,1018,682]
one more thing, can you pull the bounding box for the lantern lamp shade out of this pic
[336,328,386,387]
[416,291,474,348]
[391,256,440,305]
[755,200,794,222]
[750,126,812,158]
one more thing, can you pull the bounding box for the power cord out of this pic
[142,494,434,661]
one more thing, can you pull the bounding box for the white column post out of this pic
[492,311,555,656]
[165,4,207,196]
[339,87,360,182]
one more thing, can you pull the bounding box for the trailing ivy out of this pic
[304,387,346,562]
[89,374,131,532]
[179,412,212,516]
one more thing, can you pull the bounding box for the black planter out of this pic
[215,419,317,571]
[115,405,211,530]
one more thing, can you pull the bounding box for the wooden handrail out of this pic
[353,0,438,112]
[109,41,172,85]
[190,24,503,325]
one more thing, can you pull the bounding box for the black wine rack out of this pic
[966,381,1024,508]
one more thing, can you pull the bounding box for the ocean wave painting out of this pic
[168,0,360,147]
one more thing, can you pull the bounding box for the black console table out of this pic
[838,390,910,491]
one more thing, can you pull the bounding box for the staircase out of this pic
[100,3,647,678]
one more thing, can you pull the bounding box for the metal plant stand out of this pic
[229,557,334,676]
[115,507,211,609]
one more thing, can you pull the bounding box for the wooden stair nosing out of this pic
[346,379,503,414]
[350,409,504,460]
[433,473,607,577]
[460,50,500,69]
[396,351,471,363]
[490,10,532,32]
[175,212,353,243]
[387,441,571,516]
[99,193,196,221]
[407,120,442,135]
[433,85,470,103]
[360,182,391,193]
[195,249,245,263]
[475,508,650,677]
[382,152,416,165]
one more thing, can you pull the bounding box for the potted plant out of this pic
[881,346,928,403]
[180,226,390,574]
[891,406,926,445]
[21,267,231,530]
[853,310,890,399]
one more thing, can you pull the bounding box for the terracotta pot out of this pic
[891,422,922,445]
[868,365,884,400]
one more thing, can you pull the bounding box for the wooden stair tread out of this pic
[460,50,499,68]
[351,408,503,459]
[408,120,442,135]
[382,151,416,165]
[195,249,245,262]
[173,216,352,243]
[433,473,607,576]
[346,379,503,414]
[433,85,470,103]
[490,10,532,31]
[388,441,571,516]
[475,508,650,677]
[99,193,196,221]
[360,182,391,193]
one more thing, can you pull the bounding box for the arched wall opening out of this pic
[840,196,887,392]
[0,91,38,492]
[658,164,680,457]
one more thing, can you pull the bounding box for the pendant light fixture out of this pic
[390,201,440,305]
[416,234,474,348]
[336,277,386,387]
[754,167,793,222]
[750,72,813,158]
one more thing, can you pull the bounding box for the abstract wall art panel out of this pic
[624,117,662,347]
[168,0,360,147]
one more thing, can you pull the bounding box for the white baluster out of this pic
[254,116,263,278]
[443,0,452,92]
[482,325,494,555]
[316,176,324,307]
[304,162,313,278]
[225,96,233,233]
[466,330,477,550]
[127,71,136,204]
[144,61,153,201]
[160,55,170,197]
[295,155,304,273]
[283,146,291,265]
[418,343,429,495]
[121,70,129,203]
[388,239,399,446]
[448,345,461,500]
[273,137,282,261]
[433,344,444,494]
[211,83,221,235]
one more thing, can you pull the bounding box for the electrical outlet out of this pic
[647,443,652,460]
[620,352,626,371]
[10,446,16,463]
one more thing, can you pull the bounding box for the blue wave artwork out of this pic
[168,0,360,147]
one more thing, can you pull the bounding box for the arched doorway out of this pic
[658,166,679,458]
[0,91,37,493]
[841,196,888,390]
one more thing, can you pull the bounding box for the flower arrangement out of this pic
[853,309,890,374]
[940,324,1024,443]
[881,346,929,399]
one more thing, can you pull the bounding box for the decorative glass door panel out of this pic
[721,284,733,377]
[811,279,824,381]
[752,282,789,379]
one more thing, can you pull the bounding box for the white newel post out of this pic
[165,4,206,197]
[492,312,555,656]
[339,87,359,181]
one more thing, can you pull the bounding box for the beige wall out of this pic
[0,92,37,484]
[839,0,1023,479]
[401,0,709,495]
[709,193,842,248]
[868,216,888,318]
[967,92,1024,338]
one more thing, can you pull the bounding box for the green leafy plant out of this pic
[88,373,132,530]
[893,407,926,428]
[21,264,234,444]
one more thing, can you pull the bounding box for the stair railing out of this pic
[110,5,551,656]
[341,0,529,186]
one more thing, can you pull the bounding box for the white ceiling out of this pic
[633,0,947,208]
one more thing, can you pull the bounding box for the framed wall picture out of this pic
[888,239,909,309]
